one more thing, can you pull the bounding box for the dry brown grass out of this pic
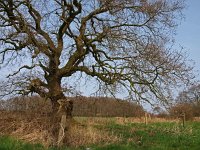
[0,110,55,147]
[74,116,179,126]
[193,117,200,121]
[0,110,121,147]
[66,124,120,147]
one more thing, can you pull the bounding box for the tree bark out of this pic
[47,76,64,112]
[47,77,74,146]
[51,97,73,118]
[50,94,74,116]
[51,99,60,113]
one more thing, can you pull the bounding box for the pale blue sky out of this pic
[175,0,200,77]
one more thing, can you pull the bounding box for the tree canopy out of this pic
[176,84,200,104]
[0,0,193,110]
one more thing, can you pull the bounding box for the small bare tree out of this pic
[0,0,193,117]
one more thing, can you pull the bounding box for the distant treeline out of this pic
[0,96,145,117]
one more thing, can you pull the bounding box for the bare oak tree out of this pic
[0,0,193,116]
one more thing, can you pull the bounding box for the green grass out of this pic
[1,121,200,150]
[0,136,44,150]
[92,121,200,150]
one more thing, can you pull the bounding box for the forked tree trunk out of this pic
[50,97,74,146]
[56,99,74,146]
[51,98,73,117]
[47,78,74,146]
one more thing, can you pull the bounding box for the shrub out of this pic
[169,103,193,120]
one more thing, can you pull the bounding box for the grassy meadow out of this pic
[1,117,200,150]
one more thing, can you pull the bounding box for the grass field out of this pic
[1,118,200,150]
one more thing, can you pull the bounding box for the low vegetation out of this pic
[1,96,200,149]
[1,114,200,150]
[0,136,44,150]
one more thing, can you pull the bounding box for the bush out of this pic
[169,103,193,120]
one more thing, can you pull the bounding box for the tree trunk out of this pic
[55,99,73,146]
[49,93,74,146]
[51,99,60,113]
[50,97,73,118]
[47,76,65,113]
[47,76,74,120]
[46,76,75,146]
